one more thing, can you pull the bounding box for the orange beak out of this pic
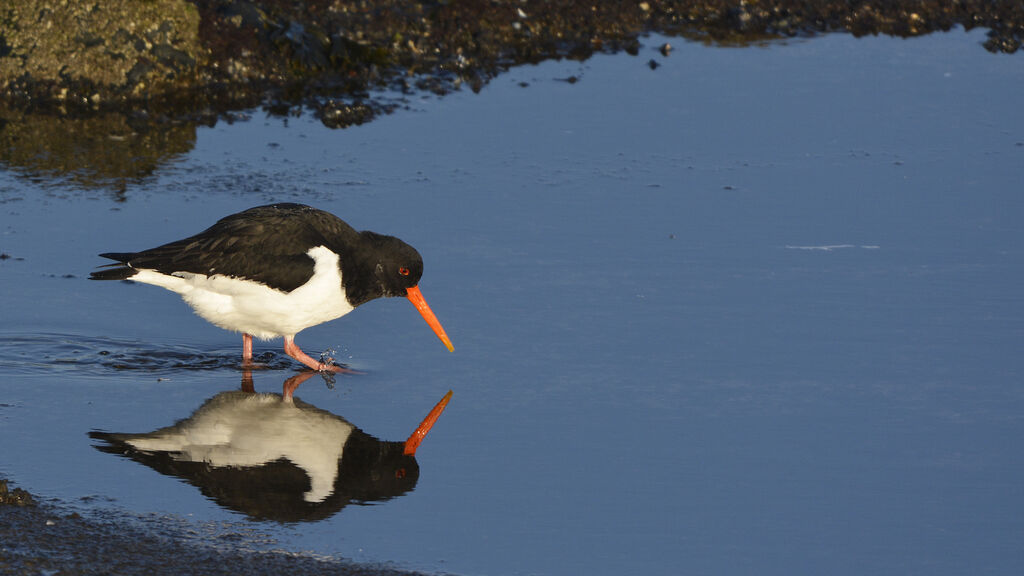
[406,285,454,352]
[404,390,453,455]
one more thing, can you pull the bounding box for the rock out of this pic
[0,479,36,507]
[0,1,1021,119]
[0,0,201,103]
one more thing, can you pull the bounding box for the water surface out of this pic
[2,29,1023,576]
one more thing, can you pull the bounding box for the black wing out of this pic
[90,204,361,292]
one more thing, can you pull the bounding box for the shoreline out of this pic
[0,478,430,576]
[1,1,1020,122]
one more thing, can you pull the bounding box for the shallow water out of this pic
[2,29,1024,575]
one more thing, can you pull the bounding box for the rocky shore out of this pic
[0,1,1020,187]
[1,1,1021,123]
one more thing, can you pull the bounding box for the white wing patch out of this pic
[130,246,355,339]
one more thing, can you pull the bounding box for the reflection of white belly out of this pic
[131,246,354,338]
[127,392,353,503]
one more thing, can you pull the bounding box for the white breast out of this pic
[131,246,355,339]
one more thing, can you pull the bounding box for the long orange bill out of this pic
[406,285,454,352]
[404,390,454,456]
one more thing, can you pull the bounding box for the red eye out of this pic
[399,267,410,276]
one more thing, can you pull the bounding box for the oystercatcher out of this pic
[90,203,453,371]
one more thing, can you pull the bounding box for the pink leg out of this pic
[283,336,346,373]
[242,333,254,367]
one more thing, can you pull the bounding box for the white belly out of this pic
[131,246,355,339]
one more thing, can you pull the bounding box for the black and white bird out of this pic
[91,203,453,371]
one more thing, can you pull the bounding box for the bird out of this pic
[90,203,453,371]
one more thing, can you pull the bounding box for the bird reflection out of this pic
[90,371,452,523]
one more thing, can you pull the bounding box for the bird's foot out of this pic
[315,361,361,375]
[283,337,361,375]
[315,350,361,374]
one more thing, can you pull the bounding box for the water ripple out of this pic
[0,333,295,376]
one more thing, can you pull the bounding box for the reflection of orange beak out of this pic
[406,285,454,352]
[404,390,453,456]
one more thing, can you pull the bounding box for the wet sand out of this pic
[0,478,427,576]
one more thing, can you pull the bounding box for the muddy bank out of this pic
[0,478,429,576]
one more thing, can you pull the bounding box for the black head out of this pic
[370,233,424,296]
[342,231,424,306]
[340,230,453,352]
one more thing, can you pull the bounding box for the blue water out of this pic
[2,29,1023,575]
